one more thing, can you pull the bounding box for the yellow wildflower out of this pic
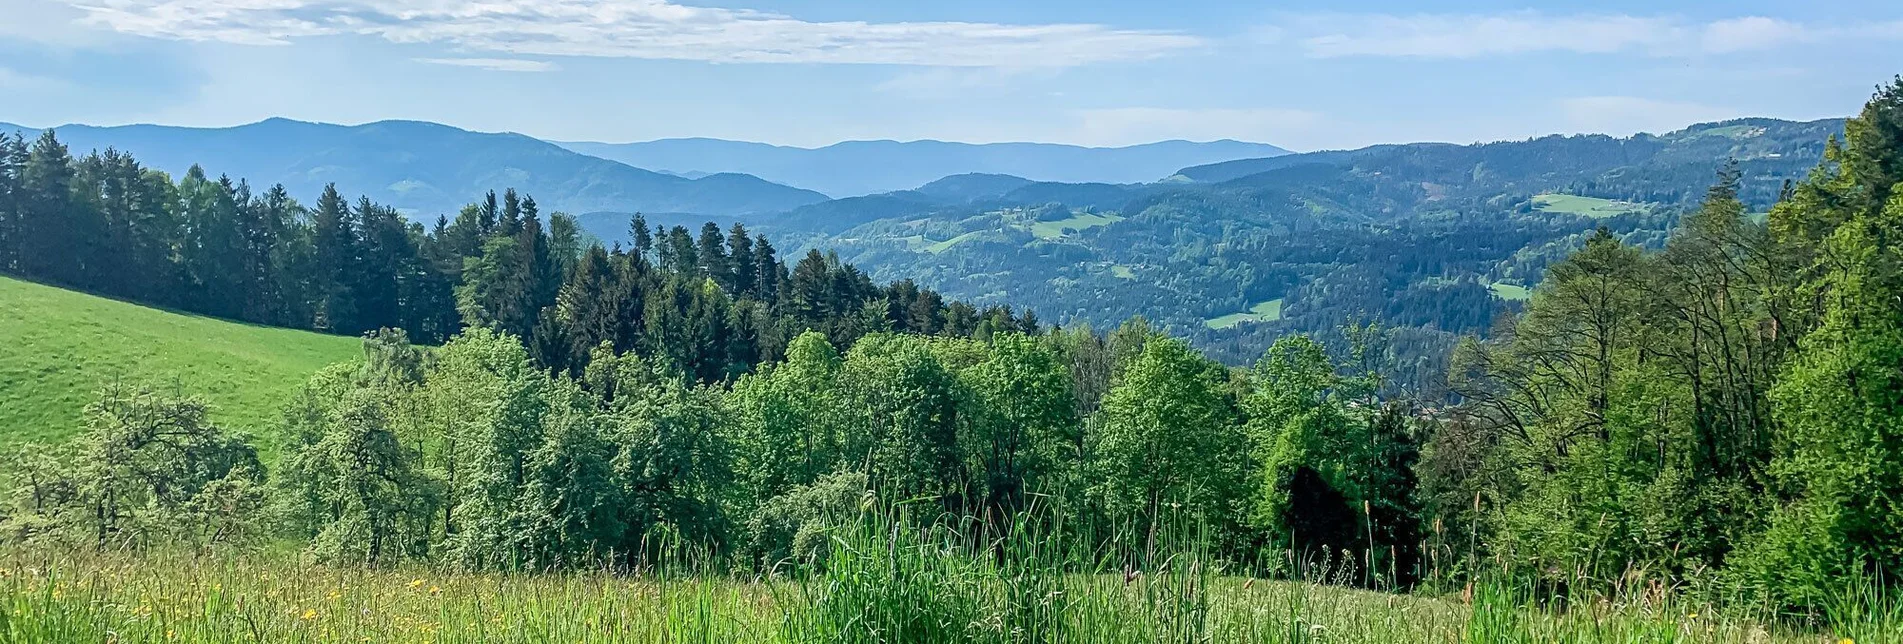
[301,608,317,620]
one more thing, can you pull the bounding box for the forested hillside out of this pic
[775,118,1845,381]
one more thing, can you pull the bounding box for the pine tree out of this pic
[19,130,92,287]
[726,223,755,296]
[630,213,652,262]
[311,184,359,333]
[752,234,780,301]
[0,132,25,273]
[696,222,727,285]
[500,188,522,236]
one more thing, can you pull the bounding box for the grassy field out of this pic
[1031,212,1124,239]
[1205,299,1285,329]
[1,548,1873,644]
[1531,194,1651,218]
[1487,280,1532,301]
[0,275,360,454]
[923,231,985,254]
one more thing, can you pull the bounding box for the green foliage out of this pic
[1739,79,1903,610]
[1,384,266,551]
[836,334,966,503]
[958,333,1080,511]
[1091,336,1248,553]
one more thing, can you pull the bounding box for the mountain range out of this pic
[557,138,1290,197]
[774,117,1846,371]
[0,119,834,219]
[0,118,1290,219]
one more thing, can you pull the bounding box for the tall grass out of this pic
[2,504,1896,643]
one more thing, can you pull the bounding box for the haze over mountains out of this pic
[0,119,835,219]
[558,138,1291,198]
[0,118,1291,220]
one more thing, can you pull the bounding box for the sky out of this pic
[1,0,1900,151]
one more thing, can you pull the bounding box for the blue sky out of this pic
[2,0,1900,150]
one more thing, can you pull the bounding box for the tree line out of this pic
[5,80,1903,617]
[0,131,1037,378]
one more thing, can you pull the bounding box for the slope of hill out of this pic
[0,119,829,218]
[0,275,360,454]
[559,137,1290,197]
[1172,118,1844,209]
[775,117,1844,374]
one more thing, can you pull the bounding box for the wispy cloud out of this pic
[415,58,559,73]
[1277,12,1903,59]
[63,0,1202,67]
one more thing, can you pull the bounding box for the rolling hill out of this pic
[558,137,1290,197]
[0,119,830,218]
[769,116,1845,371]
[1171,118,1845,209]
[0,275,361,456]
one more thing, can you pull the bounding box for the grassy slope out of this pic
[1487,280,1532,301]
[1030,212,1124,239]
[1204,299,1284,329]
[0,275,360,453]
[1532,193,1649,218]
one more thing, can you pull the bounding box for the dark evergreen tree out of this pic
[726,223,755,296]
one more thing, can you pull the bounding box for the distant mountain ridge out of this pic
[558,137,1291,197]
[0,119,830,218]
[1171,117,1847,186]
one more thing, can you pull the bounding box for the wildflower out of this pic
[409,578,425,589]
[428,585,442,595]
[1840,639,1854,644]
[1688,613,1698,620]
[301,608,317,620]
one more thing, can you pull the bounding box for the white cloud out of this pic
[1280,12,1901,59]
[1070,108,1325,147]
[1555,96,1738,136]
[415,57,558,73]
[1698,17,1810,53]
[60,0,1202,67]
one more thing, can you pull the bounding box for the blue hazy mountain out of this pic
[0,119,830,218]
[1169,117,1847,185]
[557,137,1290,197]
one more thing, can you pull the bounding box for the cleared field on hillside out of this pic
[1487,280,1532,301]
[0,275,361,453]
[1531,193,1650,218]
[1031,212,1124,239]
[1204,299,1284,329]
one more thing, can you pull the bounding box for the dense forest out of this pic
[3,81,1903,631]
[0,130,1036,381]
